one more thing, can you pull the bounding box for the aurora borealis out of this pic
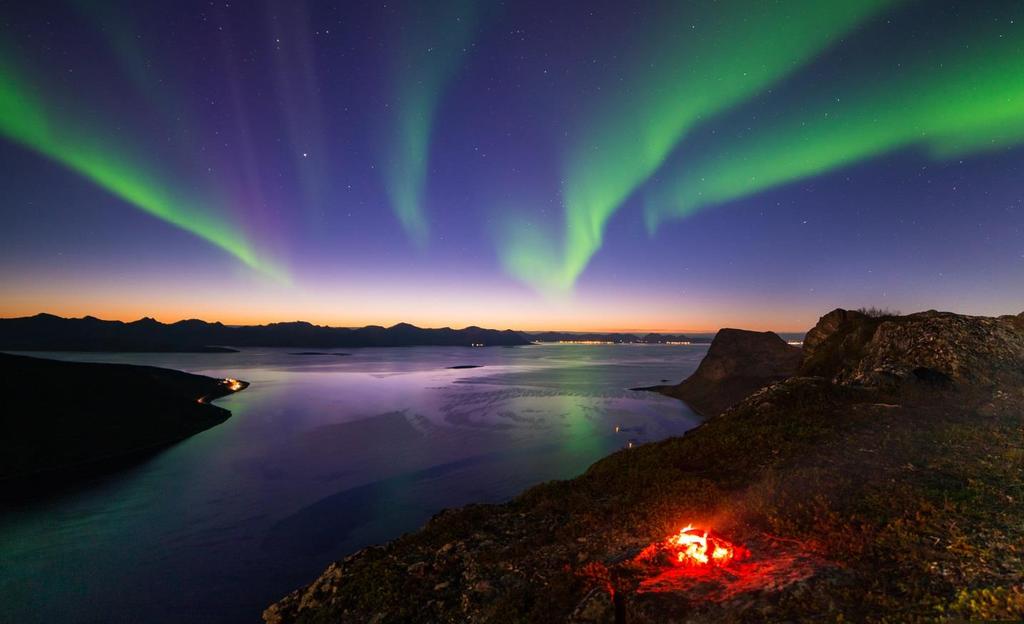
[645,3,1024,231]
[499,0,896,292]
[378,0,482,246]
[1,1,1022,330]
[0,52,281,278]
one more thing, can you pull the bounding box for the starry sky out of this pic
[0,0,1022,332]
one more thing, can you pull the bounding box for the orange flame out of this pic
[668,525,741,567]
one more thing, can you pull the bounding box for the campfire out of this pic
[666,525,746,567]
[574,522,826,609]
[609,524,827,606]
[634,524,748,573]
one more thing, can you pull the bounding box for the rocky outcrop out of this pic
[801,308,867,360]
[801,308,1024,389]
[653,328,802,417]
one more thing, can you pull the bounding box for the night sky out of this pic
[1,0,1021,331]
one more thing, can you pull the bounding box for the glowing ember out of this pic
[666,525,744,567]
[614,529,825,600]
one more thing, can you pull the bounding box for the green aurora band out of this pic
[0,58,284,279]
[381,1,479,247]
[645,18,1024,228]
[499,0,897,293]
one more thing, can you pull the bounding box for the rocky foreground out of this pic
[265,309,1024,623]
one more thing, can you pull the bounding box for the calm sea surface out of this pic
[0,344,706,623]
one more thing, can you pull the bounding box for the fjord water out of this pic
[0,344,704,623]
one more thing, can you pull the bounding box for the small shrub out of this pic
[855,306,900,318]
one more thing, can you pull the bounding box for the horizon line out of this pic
[4,311,815,336]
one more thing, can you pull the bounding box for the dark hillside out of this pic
[0,353,246,484]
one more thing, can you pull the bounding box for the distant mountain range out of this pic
[0,314,529,351]
[0,313,711,352]
[524,331,704,344]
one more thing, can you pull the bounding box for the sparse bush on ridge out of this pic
[851,305,901,315]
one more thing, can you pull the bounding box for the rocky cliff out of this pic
[652,328,802,417]
[264,309,1024,624]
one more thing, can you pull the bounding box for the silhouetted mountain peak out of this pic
[173,319,213,328]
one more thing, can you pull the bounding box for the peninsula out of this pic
[0,353,248,486]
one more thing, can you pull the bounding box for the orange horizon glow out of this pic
[5,272,1013,335]
[0,303,813,334]
[0,271,826,333]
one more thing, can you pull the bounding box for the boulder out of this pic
[801,308,867,361]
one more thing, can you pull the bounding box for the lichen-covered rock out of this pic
[801,309,1024,389]
[801,308,867,361]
